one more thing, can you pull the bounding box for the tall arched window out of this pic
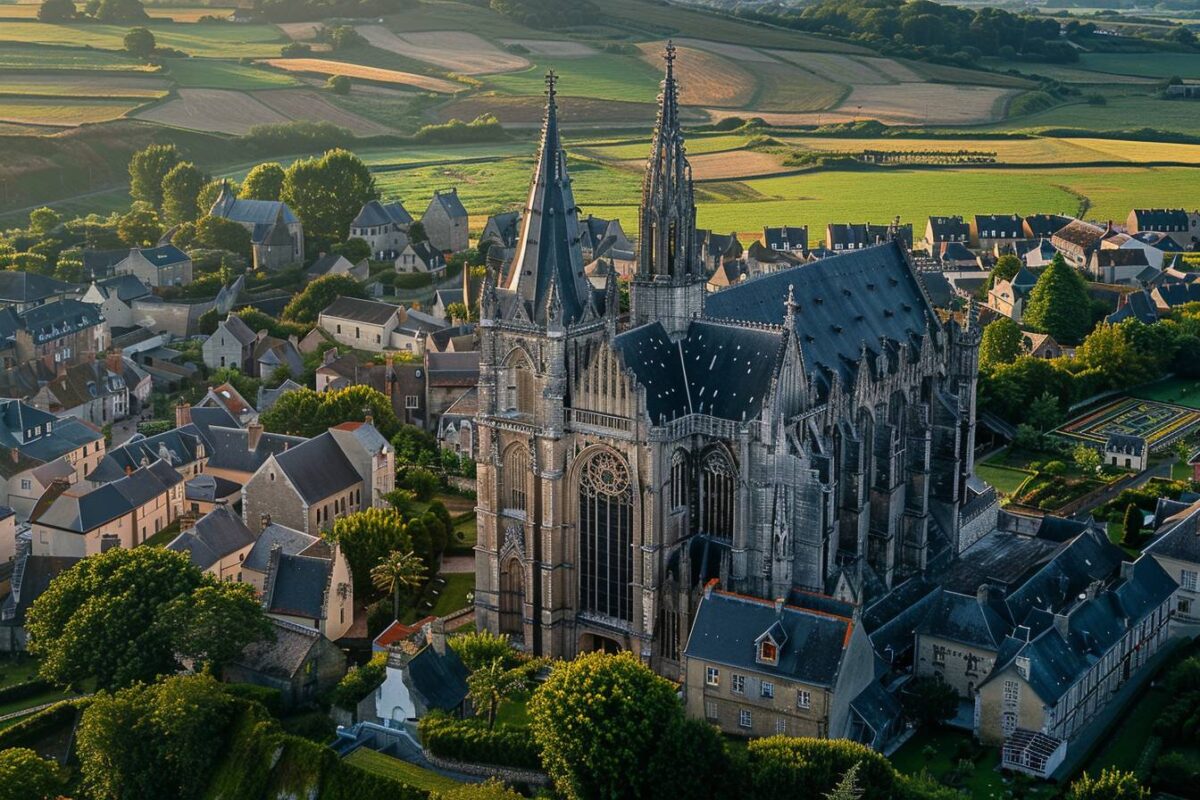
[670,450,689,511]
[578,450,633,621]
[499,556,524,636]
[502,445,528,513]
[699,450,736,540]
[505,351,537,415]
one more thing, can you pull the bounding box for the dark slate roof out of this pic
[428,188,467,219]
[917,272,953,308]
[245,522,317,572]
[352,199,412,228]
[1133,230,1183,251]
[1013,265,1039,290]
[266,552,330,619]
[217,314,257,346]
[233,618,321,679]
[273,431,360,504]
[82,249,128,278]
[934,241,975,263]
[849,680,901,748]
[685,590,853,687]
[408,241,446,270]
[940,530,1063,596]
[87,428,204,482]
[0,555,80,625]
[680,321,784,421]
[19,299,102,344]
[1023,214,1072,239]
[1105,433,1146,456]
[974,214,1024,238]
[1093,249,1149,268]
[166,505,256,570]
[611,322,688,421]
[915,589,1007,649]
[826,223,912,250]
[927,215,970,239]
[211,188,298,225]
[184,406,240,447]
[1003,527,1123,630]
[1153,282,1200,309]
[1145,500,1200,563]
[320,296,401,325]
[704,241,938,399]
[482,211,521,248]
[307,253,350,277]
[95,274,151,302]
[132,244,189,268]
[203,425,304,475]
[0,271,75,304]
[0,401,102,466]
[1130,208,1188,229]
[32,459,181,532]
[44,361,124,411]
[763,226,808,250]
[184,473,242,503]
[407,644,470,711]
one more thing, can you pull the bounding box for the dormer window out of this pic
[759,640,778,665]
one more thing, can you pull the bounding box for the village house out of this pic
[185,473,242,517]
[478,211,520,268]
[396,240,446,275]
[372,620,471,726]
[706,260,750,291]
[16,298,108,369]
[437,387,477,458]
[684,585,876,741]
[695,229,743,272]
[350,199,412,259]
[743,241,804,277]
[0,552,82,652]
[1119,231,1184,269]
[318,296,403,353]
[307,253,369,283]
[1087,248,1151,285]
[762,225,809,255]
[1127,208,1193,250]
[209,183,304,269]
[0,271,76,314]
[252,333,303,380]
[0,400,105,518]
[924,215,970,250]
[1144,496,1200,630]
[202,314,257,373]
[930,241,978,269]
[31,355,129,426]
[257,378,303,414]
[392,308,448,354]
[88,425,207,484]
[114,245,193,288]
[166,504,257,583]
[226,618,347,709]
[987,265,1038,322]
[579,215,635,264]
[196,383,257,426]
[1022,332,1068,359]
[421,188,469,254]
[29,458,184,556]
[1022,214,1073,242]
[1103,433,1147,470]
[1051,220,1108,267]
[824,222,911,252]
[1107,289,1159,326]
[424,351,479,435]
[432,288,464,323]
[241,519,317,592]
[1018,239,1059,268]
[242,430,364,535]
[972,214,1025,251]
[328,420,395,508]
[261,536,355,641]
[80,274,152,330]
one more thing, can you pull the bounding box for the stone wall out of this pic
[422,751,551,788]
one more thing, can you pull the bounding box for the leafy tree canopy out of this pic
[161,161,207,226]
[1023,253,1093,344]
[0,748,62,800]
[241,162,286,201]
[1066,769,1149,800]
[123,26,155,59]
[260,383,399,439]
[281,272,365,323]
[281,148,377,250]
[979,316,1024,370]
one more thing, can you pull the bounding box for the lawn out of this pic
[0,22,288,58]
[992,94,1200,137]
[142,519,182,548]
[975,461,1033,495]
[890,728,1054,798]
[1134,377,1200,410]
[0,97,142,125]
[427,572,473,618]
[494,695,530,727]
[344,748,462,793]
[487,54,662,104]
[0,42,157,71]
[1077,52,1200,80]
[165,58,299,89]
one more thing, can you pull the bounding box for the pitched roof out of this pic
[320,296,401,325]
[43,361,125,411]
[233,618,323,679]
[166,505,256,570]
[210,186,298,226]
[265,551,330,619]
[1105,433,1145,455]
[482,211,521,248]
[428,187,467,219]
[705,241,938,400]
[352,199,412,228]
[1023,214,1073,239]
[202,424,304,475]
[1093,249,1149,268]
[974,214,1024,237]
[31,458,182,532]
[245,521,317,572]
[184,472,242,503]
[685,589,854,687]
[272,431,361,504]
[217,314,258,346]
[927,215,970,238]
[763,226,808,250]
[1145,499,1200,564]
[19,299,102,344]
[1052,220,1106,253]
[94,274,152,303]
[1130,208,1188,229]
[0,271,75,304]
[87,427,204,482]
[406,644,470,711]
[128,244,189,268]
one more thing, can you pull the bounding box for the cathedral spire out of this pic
[504,71,591,326]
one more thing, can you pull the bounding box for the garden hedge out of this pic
[0,700,83,751]
[0,678,53,705]
[418,713,541,770]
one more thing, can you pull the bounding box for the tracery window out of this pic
[669,450,689,511]
[503,446,528,513]
[579,450,633,621]
[699,450,736,539]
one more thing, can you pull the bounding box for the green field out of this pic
[1077,52,1200,80]
[975,461,1033,495]
[343,748,461,792]
[165,58,299,89]
[0,97,142,124]
[0,21,287,58]
[488,55,661,104]
[1134,378,1200,409]
[0,77,167,99]
[993,95,1200,136]
[0,42,157,71]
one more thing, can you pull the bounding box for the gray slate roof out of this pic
[87,428,204,483]
[272,431,361,504]
[234,618,321,678]
[245,522,317,573]
[265,552,330,619]
[353,199,412,228]
[1146,500,1200,564]
[167,505,256,570]
[0,271,76,304]
[320,296,401,325]
[19,299,102,344]
[95,274,152,302]
[685,590,853,687]
[407,644,470,711]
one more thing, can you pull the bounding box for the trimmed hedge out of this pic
[223,683,283,717]
[418,713,541,770]
[0,678,53,704]
[0,700,83,751]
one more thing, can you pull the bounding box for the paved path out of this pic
[439,556,474,574]
[1070,459,1173,519]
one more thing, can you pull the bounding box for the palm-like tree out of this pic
[370,550,426,620]
[467,657,528,730]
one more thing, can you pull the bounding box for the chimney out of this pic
[175,399,191,428]
[106,348,123,375]
[365,412,374,427]
[261,513,272,529]
[977,582,993,605]
[424,618,447,655]
[1085,579,1104,601]
[256,329,268,343]
[1052,613,1070,640]
[323,348,337,366]
[288,334,299,348]
[1120,561,1135,581]
[246,421,263,451]
[125,464,133,476]
[774,597,785,617]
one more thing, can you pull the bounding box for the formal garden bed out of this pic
[889,728,1055,798]
[976,446,1126,512]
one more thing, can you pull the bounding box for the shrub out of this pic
[333,652,387,711]
[1155,752,1200,796]
[1042,460,1067,476]
[400,467,439,501]
[223,683,283,716]
[419,713,541,770]
[0,700,83,751]
[0,679,53,705]
[1008,90,1056,117]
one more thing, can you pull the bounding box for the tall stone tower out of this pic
[474,73,613,657]
[629,42,706,337]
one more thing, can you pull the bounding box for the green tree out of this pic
[281,148,377,248]
[1075,323,1145,390]
[370,549,425,620]
[1121,503,1142,547]
[196,178,232,214]
[1065,769,1149,800]
[76,674,234,800]
[240,162,285,201]
[988,253,1022,289]
[825,762,864,800]
[281,272,365,323]
[160,581,273,673]
[332,236,371,263]
[54,254,86,283]
[746,737,895,800]
[327,74,351,94]
[408,220,427,244]
[1023,253,1092,344]
[94,0,147,20]
[530,651,683,800]
[979,316,1024,369]
[190,214,251,255]
[129,143,180,207]
[899,676,957,729]
[0,748,63,800]
[161,161,207,226]
[260,384,400,439]
[1073,443,1101,474]
[117,202,162,247]
[1027,391,1063,432]
[37,0,75,21]
[450,630,521,672]
[445,301,469,323]
[327,507,414,598]
[468,657,529,730]
[123,26,155,59]
[28,206,61,237]
[400,466,438,501]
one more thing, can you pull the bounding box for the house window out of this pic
[1181,570,1198,592]
[738,709,752,729]
[337,324,342,334]
[20,479,31,491]
[705,666,720,687]
[405,395,419,409]
[761,681,774,699]
[759,640,777,665]
[1179,598,1192,615]
[797,690,811,710]
[1003,680,1020,704]
[731,674,745,695]
[775,718,788,734]
[705,701,718,720]
[932,644,946,666]
[1002,711,1018,736]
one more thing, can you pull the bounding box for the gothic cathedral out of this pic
[474,46,984,678]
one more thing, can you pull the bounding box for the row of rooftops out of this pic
[31,458,182,533]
